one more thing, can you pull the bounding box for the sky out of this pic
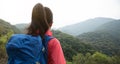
[0,0,120,28]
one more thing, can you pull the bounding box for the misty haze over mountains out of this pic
[59,17,117,36]
[14,17,118,35]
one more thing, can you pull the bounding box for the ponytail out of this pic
[27,3,49,38]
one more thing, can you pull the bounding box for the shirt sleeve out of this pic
[47,38,66,64]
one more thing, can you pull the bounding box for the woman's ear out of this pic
[49,22,53,27]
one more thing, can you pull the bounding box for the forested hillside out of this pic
[52,30,95,61]
[77,20,120,56]
[1,18,120,64]
[0,19,12,35]
[0,19,15,64]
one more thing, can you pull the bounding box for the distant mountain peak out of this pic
[93,17,115,20]
[59,17,116,36]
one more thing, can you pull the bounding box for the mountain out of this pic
[96,20,120,38]
[0,19,21,34]
[77,20,120,56]
[59,17,116,36]
[15,23,29,33]
[52,30,95,61]
[11,25,22,34]
[0,19,12,35]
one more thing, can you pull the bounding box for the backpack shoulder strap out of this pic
[43,35,54,46]
[42,35,54,63]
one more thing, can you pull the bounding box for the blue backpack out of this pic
[6,34,53,64]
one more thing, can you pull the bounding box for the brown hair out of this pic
[44,7,53,25]
[27,3,49,38]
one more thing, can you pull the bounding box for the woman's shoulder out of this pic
[50,37,60,43]
[48,37,61,47]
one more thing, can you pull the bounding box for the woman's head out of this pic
[44,7,53,27]
[27,3,49,38]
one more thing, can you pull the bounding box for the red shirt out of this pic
[46,30,66,64]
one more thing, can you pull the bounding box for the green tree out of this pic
[72,52,117,64]
[0,30,14,64]
[112,56,120,64]
[91,52,112,64]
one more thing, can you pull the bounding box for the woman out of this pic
[6,3,66,64]
[44,7,66,64]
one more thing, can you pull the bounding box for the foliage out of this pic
[52,30,95,61]
[72,52,120,64]
[77,20,120,56]
[0,30,14,64]
[67,61,72,64]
